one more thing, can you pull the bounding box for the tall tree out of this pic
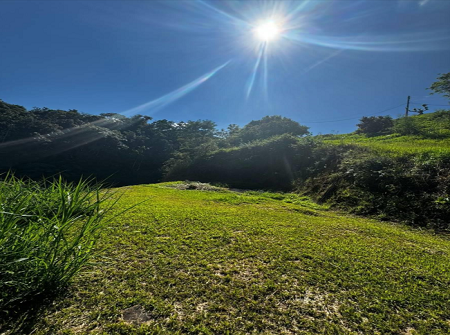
[236,115,309,143]
[356,116,393,136]
[428,72,450,101]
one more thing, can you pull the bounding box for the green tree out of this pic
[428,72,450,101]
[356,116,393,136]
[236,115,309,143]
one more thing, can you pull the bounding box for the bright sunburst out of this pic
[254,21,281,42]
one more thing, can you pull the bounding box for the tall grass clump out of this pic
[0,174,116,317]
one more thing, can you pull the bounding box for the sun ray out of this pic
[284,31,450,52]
[263,45,269,100]
[1,61,232,158]
[0,118,111,151]
[284,0,312,21]
[195,0,250,27]
[245,44,265,99]
[302,49,344,74]
[122,60,231,116]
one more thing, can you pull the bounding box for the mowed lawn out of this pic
[31,183,450,334]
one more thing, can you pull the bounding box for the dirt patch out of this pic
[173,302,184,321]
[121,305,152,324]
[403,327,417,335]
[166,182,226,192]
[196,302,209,313]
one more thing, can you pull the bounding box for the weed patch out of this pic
[0,174,117,331]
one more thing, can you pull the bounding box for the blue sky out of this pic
[1,0,449,134]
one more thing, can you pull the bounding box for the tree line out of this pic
[0,99,309,185]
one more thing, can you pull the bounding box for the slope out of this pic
[14,183,450,335]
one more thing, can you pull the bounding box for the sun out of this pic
[254,21,281,42]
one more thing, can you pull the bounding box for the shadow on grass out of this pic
[0,289,69,334]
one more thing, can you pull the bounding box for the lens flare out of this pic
[122,60,231,116]
[246,44,265,98]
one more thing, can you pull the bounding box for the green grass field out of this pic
[321,110,450,158]
[322,134,450,158]
[21,183,450,334]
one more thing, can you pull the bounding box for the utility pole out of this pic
[405,95,410,117]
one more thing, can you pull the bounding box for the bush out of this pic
[0,174,117,316]
[356,116,393,136]
[302,148,450,229]
[393,117,422,136]
[165,135,318,191]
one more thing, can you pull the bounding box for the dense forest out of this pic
[1,98,450,229]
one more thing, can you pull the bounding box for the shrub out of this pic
[165,135,318,191]
[356,116,393,136]
[302,148,450,229]
[393,116,422,136]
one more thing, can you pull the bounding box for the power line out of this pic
[410,102,449,107]
[301,102,405,124]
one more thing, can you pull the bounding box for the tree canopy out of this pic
[428,72,450,101]
[231,115,310,144]
[356,116,393,136]
[0,99,310,185]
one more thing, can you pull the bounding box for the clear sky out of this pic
[1,0,449,134]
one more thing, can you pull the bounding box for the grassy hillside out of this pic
[296,111,450,228]
[322,134,450,158]
[1,98,448,228]
[321,110,450,158]
[166,113,450,228]
[8,183,450,334]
